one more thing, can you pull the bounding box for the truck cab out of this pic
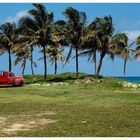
[0,71,25,86]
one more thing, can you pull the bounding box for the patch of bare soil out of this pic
[0,111,57,135]
[0,117,7,124]
[3,123,30,132]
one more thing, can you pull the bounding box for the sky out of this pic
[0,3,140,76]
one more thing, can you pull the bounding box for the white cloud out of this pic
[4,10,29,23]
[124,30,140,41]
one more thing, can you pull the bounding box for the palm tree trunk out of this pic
[22,61,26,76]
[30,46,34,76]
[96,52,106,79]
[55,59,57,75]
[43,45,47,81]
[8,48,12,72]
[124,59,127,79]
[75,47,79,79]
[94,51,97,75]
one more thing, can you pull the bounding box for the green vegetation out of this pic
[0,73,140,136]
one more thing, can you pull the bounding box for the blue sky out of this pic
[0,3,140,76]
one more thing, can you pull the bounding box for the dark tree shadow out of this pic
[0,85,24,88]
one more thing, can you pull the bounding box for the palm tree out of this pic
[122,43,134,78]
[0,22,18,71]
[78,16,114,78]
[78,23,102,75]
[91,16,114,78]
[47,20,67,75]
[14,46,30,75]
[18,17,38,75]
[63,7,87,79]
[38,19,66,75]
[110,33,134,78]
[18,3,54,81]
[84,16,130,79]
[47,45,65,74]
[30,45,35,75]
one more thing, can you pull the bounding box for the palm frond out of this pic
[134,53,140,60]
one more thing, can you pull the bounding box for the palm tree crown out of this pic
[0,22,18,71]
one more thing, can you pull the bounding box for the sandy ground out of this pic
[0,111,57,135]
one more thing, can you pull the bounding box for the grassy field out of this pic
[0,73,140,137]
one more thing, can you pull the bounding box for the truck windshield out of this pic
[9,73,14,76]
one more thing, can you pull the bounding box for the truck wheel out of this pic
[19,81,23,86]
[17,81,23,86]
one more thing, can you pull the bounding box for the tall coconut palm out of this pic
[63,7,87,79]
[47,45,65,75]
[78,16,114,78]
[48,20,67,74]
[0,22,18,71]
[85,16,130,78]
[14,46,30,75]
[38,20,66,75]
[91,16,114,78]
[109,33,134,78]
[19,3,54,81]
[18,17,38,75]
[121,43,134,78]
[29,3,54,81]
[78,23,102,75]
[13,40,37,76]
[77,35,99,75]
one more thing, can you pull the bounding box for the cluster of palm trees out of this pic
[0,3,140,81]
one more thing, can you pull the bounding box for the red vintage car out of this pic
[0,71,25,86]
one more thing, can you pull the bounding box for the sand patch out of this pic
[0,117,7,124]
[2,119,57,134]
[3,123,30,132]
[0,111,57,135]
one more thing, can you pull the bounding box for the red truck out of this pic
[0,71,25,86]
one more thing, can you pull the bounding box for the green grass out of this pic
[24,72,88,84]
[0,73,139,136]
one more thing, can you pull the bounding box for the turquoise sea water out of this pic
[115,77,140,83]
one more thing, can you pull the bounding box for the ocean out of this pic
[115,77,140,83]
